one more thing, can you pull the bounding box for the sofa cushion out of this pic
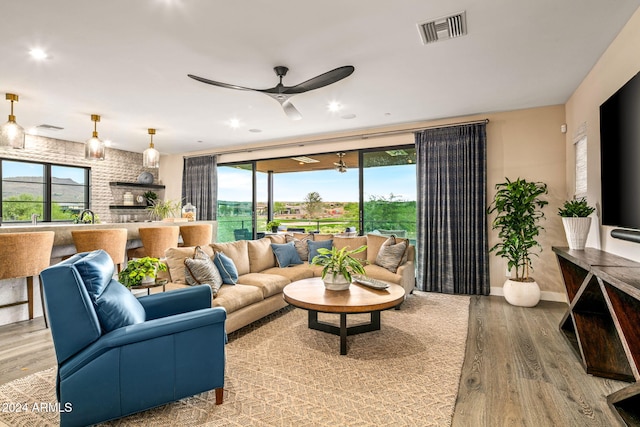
[213,252,239,285]
[211,240,250,275]
[248,238,277,272]
[286,234,313,261]
[363,264,403,286]
[165,245,214,284]
[375,236,408,273]
[333,236,368,262]
[237,273,291,298]
[267,234,287,244]
[261,264,315,282]
[184,247,223,296]
[312,233,334,241]
[366,233,409,265]
[307,239,333,263]
[271,242,303,267]
[211,283,264,314]
[75,250,146,332]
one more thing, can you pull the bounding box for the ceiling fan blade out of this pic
[281,100,302,120]
[284,66,355,94]
[187,74,257,92]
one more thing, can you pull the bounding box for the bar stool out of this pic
[0,231,54,327]
[71,228,128,272]
[179,223,213,247]
[128,226,180,259]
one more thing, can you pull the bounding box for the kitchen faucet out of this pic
[31,213,40,225]
[78,209,95,224]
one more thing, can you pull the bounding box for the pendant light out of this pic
[85,114,105,160]
[0,93,25,149]
[143,128,160,168]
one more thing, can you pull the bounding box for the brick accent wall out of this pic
[1,134,160,223]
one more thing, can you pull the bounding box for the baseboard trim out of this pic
[490,287,567,304]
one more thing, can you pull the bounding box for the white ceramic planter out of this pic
[323,274,351,291]
[562,217,592,250]
[503,278,540,307]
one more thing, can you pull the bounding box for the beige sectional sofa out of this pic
[161,233,415,333]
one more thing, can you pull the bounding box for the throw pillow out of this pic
[307,239,333,264]
[212,251,239,285]
[271,242,303,267]
[286,234,313,261]
[184,246,223,296]
[375,236,408,273]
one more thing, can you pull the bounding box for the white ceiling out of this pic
[1,1,639,155]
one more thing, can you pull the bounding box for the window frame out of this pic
[1,158,91,224]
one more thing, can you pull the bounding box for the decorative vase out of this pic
[562,217,592,250]
[503,278,540,307]
[323,274,351,291]
[141,275,155,285]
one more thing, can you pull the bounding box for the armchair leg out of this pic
[215,387,224,405]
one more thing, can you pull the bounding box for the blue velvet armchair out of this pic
[40,250,226,427]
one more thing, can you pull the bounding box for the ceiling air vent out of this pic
[36,124,64,131]
[417,11,467,44]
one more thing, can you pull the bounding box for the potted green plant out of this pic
[311,245,366,290]
[142,190,158,206]
[147,199,181,221]
[118,256,168,288]
[266,220,281,233]
[558,197,596,250]
[488,177,548,307]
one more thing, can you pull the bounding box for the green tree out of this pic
[274,201,286,215]
[2,194,44,221]
[303,191,323,218]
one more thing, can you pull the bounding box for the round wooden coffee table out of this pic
[283,277,405,355]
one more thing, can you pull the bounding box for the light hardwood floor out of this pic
[0,296,630,426]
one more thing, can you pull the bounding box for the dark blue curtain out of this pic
[415,123,489,295]
[182,155,217,220]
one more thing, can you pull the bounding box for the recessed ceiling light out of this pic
[341,114,356,120]
[227,118,240,129]
[328,101,342,112]
[29,48,48,60]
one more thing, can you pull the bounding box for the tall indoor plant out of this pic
[311,245,366,290]
[488,177,548,307]
[558,197,595,250]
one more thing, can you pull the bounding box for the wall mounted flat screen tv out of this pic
[599,70,640,231]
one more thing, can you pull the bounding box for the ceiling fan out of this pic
[334,152,347,173]
[188,65,355,120]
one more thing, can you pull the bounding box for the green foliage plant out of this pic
[147,199,181,220]
[311,245,366,283]
[266,220,281,230]
[487,177,549,281]
[118,257,167,288]
[558,197,595,217]
[142,191,158,205]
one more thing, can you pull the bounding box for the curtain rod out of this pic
[185,118,489,158]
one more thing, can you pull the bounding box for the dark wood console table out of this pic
[553,247,640,426]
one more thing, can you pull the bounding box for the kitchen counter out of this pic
[0,220,217,259]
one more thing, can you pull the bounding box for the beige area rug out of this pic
[0,291,470,426]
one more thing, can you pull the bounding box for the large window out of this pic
[1,159,90,223]
[216,146,416,242]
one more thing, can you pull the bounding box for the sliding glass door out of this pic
[362,148,417,242]
[216,163,254,242]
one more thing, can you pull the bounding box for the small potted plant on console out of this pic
[118,257,168,288]
[558,197,596,250]
[311,245,366,291]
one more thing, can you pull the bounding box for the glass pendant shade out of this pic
[85,114,105,160]
[0,94,25,149]
[143,128,160,168]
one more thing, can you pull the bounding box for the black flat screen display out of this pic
[599,71,640,230]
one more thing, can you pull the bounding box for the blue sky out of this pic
[218,165,416,202]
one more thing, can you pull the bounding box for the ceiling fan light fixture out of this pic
[334,152,347,173]
[85,114,105,160]
[143,128,160,168]
[0,93,25,149]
